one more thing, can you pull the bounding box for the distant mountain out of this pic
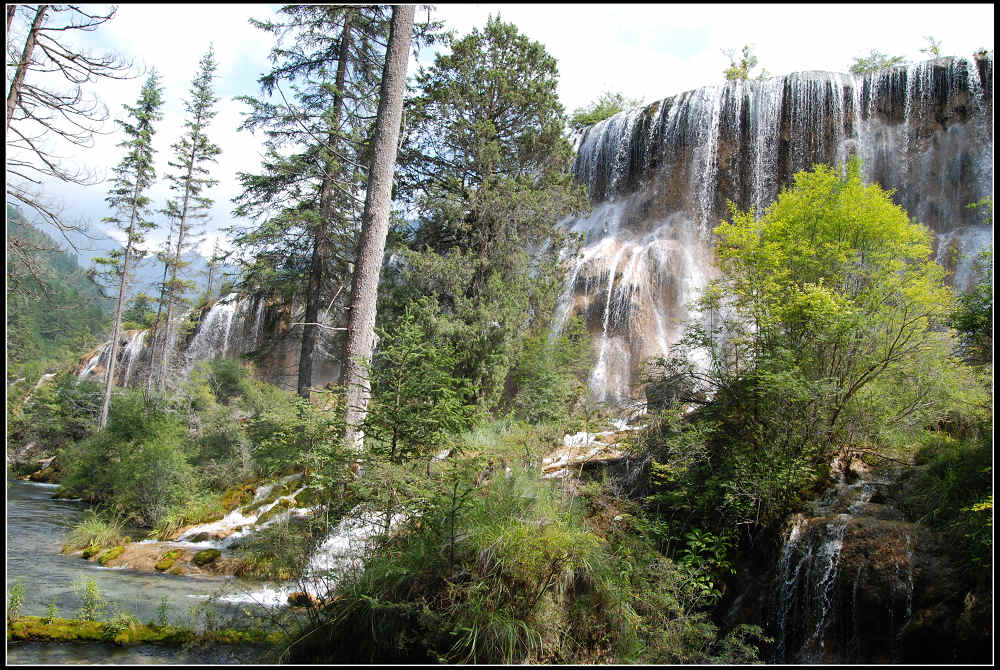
[13,210,239,302]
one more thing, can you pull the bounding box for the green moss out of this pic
[192,548,221,566]
[7,615,279,647]
[154,549,184,571]
[98,545,125,565]
[220,483,255,511]
[81,544,101,559]
[168,567,184,575]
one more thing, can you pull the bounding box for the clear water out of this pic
[5,479,273,664]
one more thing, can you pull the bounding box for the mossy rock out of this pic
[192,549,221,566]
[154,549,184,571]
[220,484,255,511]
[168,567,184,576]
[98,545,125,565]
[81,544,101,559]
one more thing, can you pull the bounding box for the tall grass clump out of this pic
[63,509,126,552]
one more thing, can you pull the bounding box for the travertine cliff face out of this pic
[558,55,993,402]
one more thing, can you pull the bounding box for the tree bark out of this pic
[341,4,413,451]
[298,7,354,399]
[6,4,47,130]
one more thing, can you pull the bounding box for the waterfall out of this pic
[121,329,147,386]
[559,55,993,402]
[187,292,241,365]
[767,466,922,664]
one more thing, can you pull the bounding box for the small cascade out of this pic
[78,341,112,379]
[220,505,408,607]
[121,329,147,386]
[772,514,849,663]
[767,465,922,664]
[187,293,241,364]
[174,472,306,548]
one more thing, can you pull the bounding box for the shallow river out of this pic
[6,479,272,664]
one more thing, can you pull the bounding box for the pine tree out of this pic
[392,16,589,409]
[157,47,222,391]
[95,70,165,429]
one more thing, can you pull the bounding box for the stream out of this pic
[6,479,272,664]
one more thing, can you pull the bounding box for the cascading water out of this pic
[120,329,147,386]
[187,292,242,364]
[559,55,993,403]
[765,465,932,664]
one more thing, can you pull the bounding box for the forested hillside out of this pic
[7,206,111,389]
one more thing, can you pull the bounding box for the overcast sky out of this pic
[9,3,995,258]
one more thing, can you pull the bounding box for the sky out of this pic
[7,3,995,259]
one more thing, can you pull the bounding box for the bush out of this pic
[72,577,107,622]
[281,447,743,664]
[7,579,25,625]
[59,391,195,527]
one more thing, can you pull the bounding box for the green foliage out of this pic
[901,426,993,581]
[569,91,643,130]
[365,299,475,463]
[951,205,991,363]
[395,15,590,411]
[723,44,767,80]
[849,49,907,74]
[60,391,195,526]
[8,373,101,459]
[72,577,107,622]
[920,36,944,57]
[101,609,139,643]
[642,159,962,533]
[45,598,59,625]
[505,315,592,423]
[7,579,26,625]
[6,206,110,384]
[281,425,749,664]
[157,597,170,628]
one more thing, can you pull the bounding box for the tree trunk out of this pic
[298,8,355,399]
[341,4,413,451]
[7,5,17,32]
[6,4,46,130]
[99,183,142,429]
[145,232,172,398]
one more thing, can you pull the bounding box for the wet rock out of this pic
[288,592,319,608]
[192,549,221,566]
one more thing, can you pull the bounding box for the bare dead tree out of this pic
[6,4,136,258]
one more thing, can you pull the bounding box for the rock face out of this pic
[559,55,993,402]
[75,293,342,393]
[753,465,991,664]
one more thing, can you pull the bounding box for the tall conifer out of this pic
[96,70,164,428]
[156,47,221,390]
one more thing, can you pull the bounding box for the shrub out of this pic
[60,391,195,527]
[101,610,138,643]
[44,598,58,624]
[7,579,25,625]
[72,577,107,622]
